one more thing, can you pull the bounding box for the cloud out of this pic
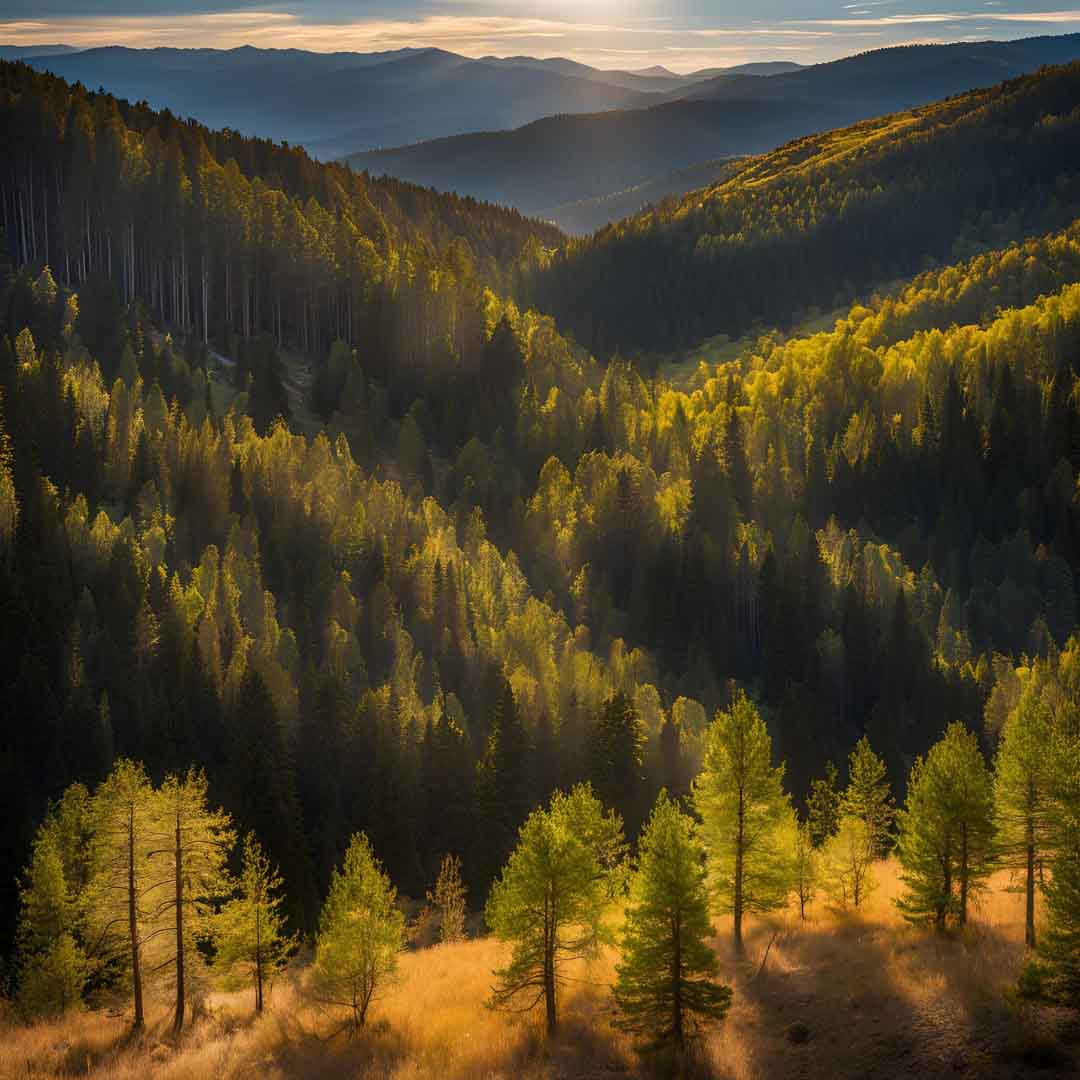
[3,5,1080,72]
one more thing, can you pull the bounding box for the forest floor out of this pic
[2,861,1076,1080]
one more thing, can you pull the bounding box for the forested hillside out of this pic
[533,61,1080,354]
[4,53,1080,1073]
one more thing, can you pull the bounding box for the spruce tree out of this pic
[486,784,627,1034]
[215,832,296,1013]
[806,760,841,848]
[148,768,235,1033]
[14,825,88,1017]
[427,853,467,944]
[587,691,647,840]
[842,737,894,858]
[614,792,732,1049]
[86,759,158,1031]
[311,833,405,1031]
[693,690,794,950]
[896,723,996,931]
[994,688,1059,947]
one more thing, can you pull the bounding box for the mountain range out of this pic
[18,44,788,161]
[349,34,1080,228]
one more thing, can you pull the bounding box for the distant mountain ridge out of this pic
[20,44,809,162]
[24,44,659,158]
[349,34,1080,228]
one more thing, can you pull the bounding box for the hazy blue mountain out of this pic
[26,45,657,158]
[0,44,81,60]
[349,34,1080,227]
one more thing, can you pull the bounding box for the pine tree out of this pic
[806,760,841,848]
[842,737,894,858]
[14,825,88,1017]
[693,690,794,950]
[587,691,647,840]
[614,792,731,1049]
[821,815,877,912]
[310,833,405,1031]
[486,784,627,1034]
[427,853,467,944]
[147,768,235,1033]
[1020,728,1080,1007]
[994,688,1059,947]
[86,759,158,1031]
[896,723,996,931]
[215,832,296,1013]
[792,819,818,921]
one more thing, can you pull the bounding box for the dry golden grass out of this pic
[1,861,1074,1080]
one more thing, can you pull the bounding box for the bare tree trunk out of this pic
[173,808,185,1034]
[128,805,145,1032]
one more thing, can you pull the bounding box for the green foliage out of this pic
[427,854,467,945]
[85,759,158,1030]
[486,784,627,1033]
[820,815,877,912]
[806,761,841,848]
[311,833,405,1030]
[215,833,296,1013]
[587,692,647,839]
[994,686,1061,947]
[614,791,731,1050]
[14,826,87,1018]
[842,737,895,858]
[896,723,996,931]
[693,691,794,948]
[792,819,818,920]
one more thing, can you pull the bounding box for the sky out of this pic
[3,1,1080,72]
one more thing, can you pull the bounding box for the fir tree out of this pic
[842,737,895,858]
[896,723,996,931]
[614,791,732,1050]
[427,853,467,944]
[14,825,87,1018]
[147,768,235,1033]
[311,833,405,1031]
[994,688,1059,947]
[693,690,794,950]
[486,784,627,1034]
[587,691,647,840]
[806,760,842,848]
[215,832,296,1014]
[86,759,158,1031]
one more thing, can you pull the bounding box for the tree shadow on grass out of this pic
[720,914,1076,1080]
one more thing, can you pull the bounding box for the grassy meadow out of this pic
[2,860,1075,1080]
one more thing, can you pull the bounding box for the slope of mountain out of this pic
[0,44,82,61]
[350,34,1080,226]
[530,60,1080,356]
[543,157,748,235]
[24,45,658,158]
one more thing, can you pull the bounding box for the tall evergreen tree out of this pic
[587,691,647,840]
[86,760,158,1031]
[842,736,895,858]
[896,723,996,931]
[486,785,626,1034]
[214,832,296,1014]
[614,791,731,1050]
[693,690,794,950]
[310,833,405,1031]
[994,688,1059,947]
[147,768,234,1033]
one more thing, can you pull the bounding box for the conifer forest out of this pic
[5,15,1080,1079]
